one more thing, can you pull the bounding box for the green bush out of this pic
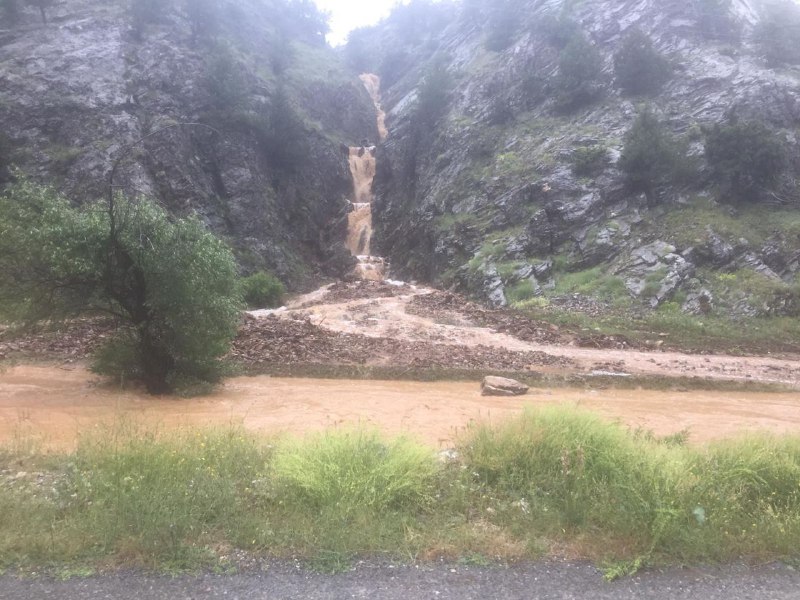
[90,331,143,385]
[619,106,683,196]
[553,33,605,111]
[459,407,800,565]
[753,0,800,66]
[460,407,683,535]
[272,429,437,515]
[613,29,672,96]
[0,179,242,394]
[239,271,286,308]
[704,118,787,201]
[570,145,609,177]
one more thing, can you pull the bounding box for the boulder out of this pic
[481,376,529,397]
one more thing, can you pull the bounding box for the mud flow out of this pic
[3,365,800,451]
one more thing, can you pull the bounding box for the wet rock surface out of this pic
[481,376,530,396]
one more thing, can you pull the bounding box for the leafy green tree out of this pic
[619,106,681,197]
[554,33,605,111]
[754,0,800,66]
[613,29,671,96]
[0,178,242,394]
[704,118,786,201]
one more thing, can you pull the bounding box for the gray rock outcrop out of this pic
[366,0,800,317]
[481,376,530,397]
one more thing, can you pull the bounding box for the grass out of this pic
[550,267,629,304]
[2,409,800,576]
[517,301,800,355]
[657,198,800,250]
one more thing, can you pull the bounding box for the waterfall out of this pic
[345,74,388,281]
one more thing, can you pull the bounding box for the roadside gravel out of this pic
[2,561,799,600]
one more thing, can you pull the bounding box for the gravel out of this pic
[2,561,799,600]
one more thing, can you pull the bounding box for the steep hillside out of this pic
[0,0,377,288]
[352,0,800,318]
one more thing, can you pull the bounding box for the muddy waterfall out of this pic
[346,74,388,281]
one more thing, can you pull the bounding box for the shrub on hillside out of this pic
[239,271,286,308]
[0,132,13,183]
[613,29,672,96]
[250,84,306,172]
[537,14,582,49]
[704,118,787,201]
[570,145,609,177]
[753,0,800,66]
[619,106,683,196]
[415,56,452,129]
[485,0,523,51]
[204,45,250,113]
[553,34,605,111]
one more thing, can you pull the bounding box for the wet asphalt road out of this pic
[2,561,799,600]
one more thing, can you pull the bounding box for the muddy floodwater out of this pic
[1,365,800,450]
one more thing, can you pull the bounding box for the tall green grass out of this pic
[457,407,800,569]
[1,409,800,574]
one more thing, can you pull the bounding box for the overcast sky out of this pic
[314,0,407,46]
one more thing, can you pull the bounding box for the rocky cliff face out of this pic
[362,0,800,317]
[0,0,377,288]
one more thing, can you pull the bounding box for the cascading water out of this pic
[346,74,388,281]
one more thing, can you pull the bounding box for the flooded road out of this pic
[1,365,799,450]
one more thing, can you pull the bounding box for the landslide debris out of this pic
[232,315,571,371]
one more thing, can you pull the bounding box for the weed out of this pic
[2,414,800,574]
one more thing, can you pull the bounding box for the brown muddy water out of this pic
[1,365,800,450]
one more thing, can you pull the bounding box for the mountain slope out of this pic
[0,0,377,288]
[355,0,800,317]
